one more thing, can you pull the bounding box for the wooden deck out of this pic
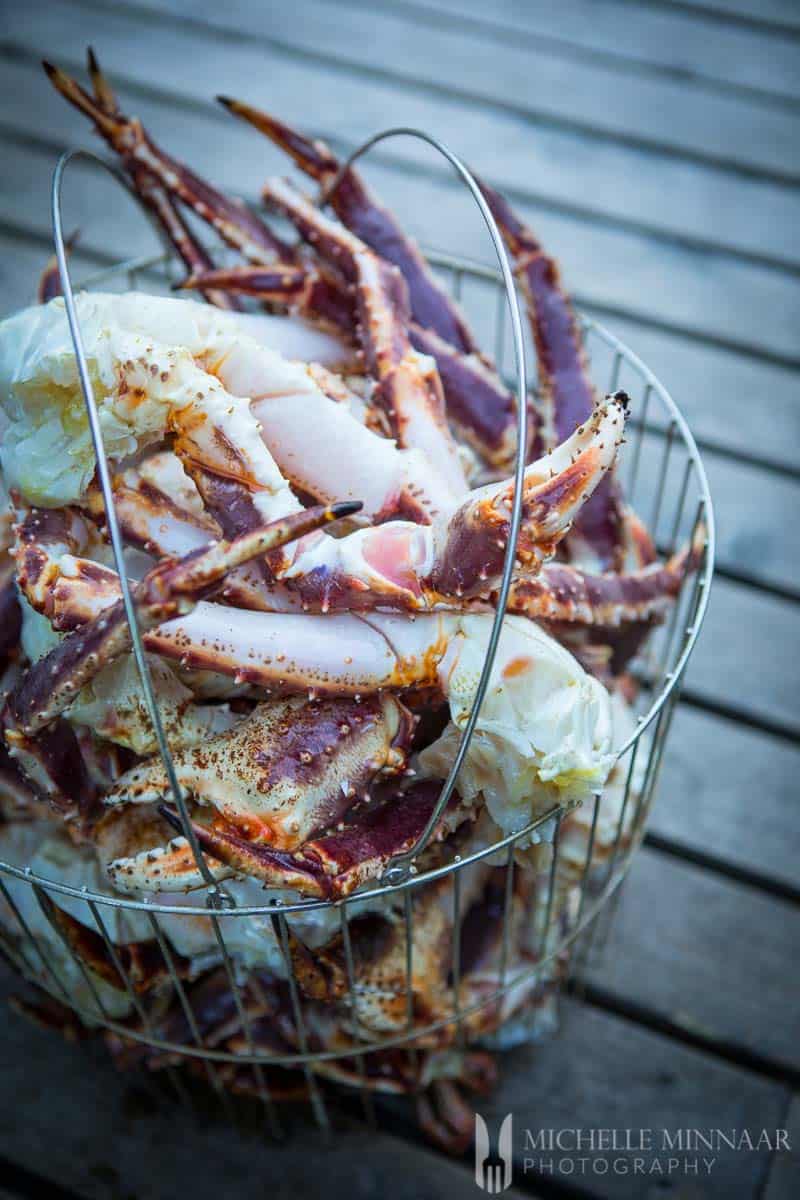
[0,1,798,1196]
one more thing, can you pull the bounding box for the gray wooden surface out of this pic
[0,1,797,1197]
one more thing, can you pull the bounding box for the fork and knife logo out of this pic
[474,1113,514,1193]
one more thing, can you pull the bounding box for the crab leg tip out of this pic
[328,499,363,521]
[157,804,183,836]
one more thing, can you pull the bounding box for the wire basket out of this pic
[0,137,714,1135]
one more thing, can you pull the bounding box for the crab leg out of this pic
[159,780,472,898]
[0,570,21,672]
[83,454,220,559]
[476,179,627,570]
[8,502,358,736]
[107,692,415,853]
[82,456,295,612]
[407,323,523,469]
[262,177,469,497]
[507,527,703,628]
[0,505,21,671]
[12,505,95,623]
[218,98,479,355]
[2,504,356,815]
[179,262,356,338]
[85,49,243,312]
[44,59,294,265]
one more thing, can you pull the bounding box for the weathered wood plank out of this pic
[51,0,800,182]
[484,997,786,1197]
[379,0,800,100]
[0,966,787,1200]
[586,848,800,1070]
[652,707,800,889]
[0,232,106,312]
[673,0,800,32]
[682,579,799,731]
[0,76,797,372]
[762,1094,800,1199]
[5,1,800,273]
[589,312,800,478]
[0,967,539,1199]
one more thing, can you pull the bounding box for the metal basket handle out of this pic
[50,129,529,896]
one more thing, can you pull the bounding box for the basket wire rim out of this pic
[0,206,714,920]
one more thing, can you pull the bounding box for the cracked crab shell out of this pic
[0,292,279,507]
[419,614,616,842]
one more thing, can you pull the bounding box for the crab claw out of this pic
[95,802,234,893]
[159,780,472,898]
[107,693,415,851]
[158,805,331,896]
[43,58,293,265]
[431,391,629,595]
[218,96,479,354]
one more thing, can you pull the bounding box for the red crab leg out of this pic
[218,97,479,354]
[507,528,703,627]
[159,780,472,898]
[532,524,705,678]
[43,59,294,265]
[262,177,468,497]
[83,49,242,312]
[407,323,524,469]
[259,176,522,475]
[0,558,21,672]
[12,505,93,620]
[82,464,291,612]
[1,717,98,822]
[477,178,626,570]
[179,262,357,338]
[4,502,358,736]
[83,468,220,560]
